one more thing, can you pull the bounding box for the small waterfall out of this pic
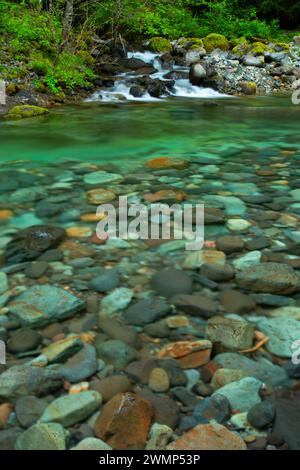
[86,51,227,103]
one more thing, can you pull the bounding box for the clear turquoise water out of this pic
[0,96,299,168]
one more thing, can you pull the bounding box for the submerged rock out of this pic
[213,353,288,387]
[9,284,84,328]
[71,437,112,450]
[0,365,63,400]
[40,391,102,427]
[247,401,276,429]
[94,392,153,450]
[167,423,246,450]
[236,263,300,294]
[15,423,67,450]
[59,344,98,383]
[248,316,300,358]
[213,377,263,412]
[123,297,171,326]
[5,225,65,264]
[151,268,193,298]
[15,396,47,428]
[206,316,254,351]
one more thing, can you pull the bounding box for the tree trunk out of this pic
[63,0,74,43]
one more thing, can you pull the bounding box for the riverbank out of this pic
[2,34,300,115]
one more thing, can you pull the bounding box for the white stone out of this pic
[226,218,251,232]
[233,251,262,270]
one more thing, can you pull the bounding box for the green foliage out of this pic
[194,1,281,39]
[89,0,201,39]
[0,1,96,94]
[0,1,61,53]
[29,51,96,94]
[0,0,294,99]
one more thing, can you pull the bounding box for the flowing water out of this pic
[86,50,227,102]
[0,95,299,168]
[0,51,299,168]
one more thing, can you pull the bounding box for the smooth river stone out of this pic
[167,423,246,450]
[15,423,67,450]
[40,391,102,427]
[247,315,300,358]
[236,263,300,294]
[213,377,263,412]
[9,284,84,328]
[213,353,288,387]
[83,171,123,185]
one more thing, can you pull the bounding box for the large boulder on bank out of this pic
[203,34,229,53]
[240,81,257,95]
[148,37,172,53]
[6,105,49,120]
[189,63,207,85]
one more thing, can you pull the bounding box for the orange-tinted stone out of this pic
[167,423,247,450]
[80,213,107,222]
[177,349,212,369]
[144,188,186,203]
[255,170,276,176]
[88,232,109,245]
[66,226,92,238]
[59,240,94,258]
[0,403,13,427]
[157,340,212,368]
[166,316,189,329]
[87,188,116,205]
[0,210,13,221]
[94,392,153,450]
[146,157,189,170]
[69,382,89,394]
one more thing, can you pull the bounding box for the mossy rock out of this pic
[178,37,204,49]
[6,105,49,120]
[203,33,230,53]
[232,41,250,56]
[275,42,290,52]
[250,42,272,56]
[231,37,247,47]
[240,81,257,95]
[51,92,66,103]
[148,37,172,53]
[5,83,19,96]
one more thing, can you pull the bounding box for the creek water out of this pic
[0,95,299,168]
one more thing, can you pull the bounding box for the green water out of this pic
[0,96,299,167]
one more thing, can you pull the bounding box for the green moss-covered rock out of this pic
[5,83,19,96]
[148,37,172,53]
[232,41,250,56]
[6,105,49,120]
[275,42,290,52]
[250,42,272,56]
[240,81,257,95]
[178,37,204,49]
[231,37,247,47]
[203,33,229,53]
